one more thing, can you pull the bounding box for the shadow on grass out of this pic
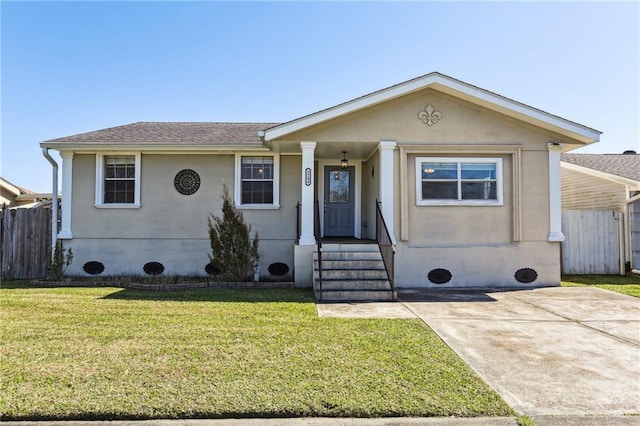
[0,280,38,289]
[562,274,640,285]
[101,287,316,303]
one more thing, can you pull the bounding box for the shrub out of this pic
[49,240,73,280]
[208,185,259,281]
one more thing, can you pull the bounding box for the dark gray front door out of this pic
[324,165,355,237]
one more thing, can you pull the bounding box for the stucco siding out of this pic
[361,150,380,240]
[395,241,560,288]
[67,153,299,278]
[520,149,551,241]
[561,167,628,212]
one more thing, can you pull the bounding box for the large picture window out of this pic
[235,154,280,208]
[95,153,141,207]
[416,157,503,206]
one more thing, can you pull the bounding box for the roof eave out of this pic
[561,161,640,188]
[263,72,601,144]
[39,142,269,152]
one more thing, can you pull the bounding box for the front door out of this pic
[324,165,355,237]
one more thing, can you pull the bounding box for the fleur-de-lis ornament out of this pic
[418,104,442,126]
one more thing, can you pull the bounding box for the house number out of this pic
[305,168,312,186]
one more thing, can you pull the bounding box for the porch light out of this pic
[341,151,348,169]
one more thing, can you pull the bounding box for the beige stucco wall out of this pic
[361,150,380,240]
[66,153,300,278]
[561,167,628,212]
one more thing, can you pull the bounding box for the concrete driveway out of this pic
[398,287,640,417]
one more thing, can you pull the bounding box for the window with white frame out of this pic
[235,155,280,208]
[415,157,503,206]
[95,153,141,207]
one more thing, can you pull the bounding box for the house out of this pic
[561,152,640,274]
[40,72,601,294]
[0,177,53,209]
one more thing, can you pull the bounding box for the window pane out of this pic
[422,182,457,199]
[329,170,349,203]
[242,157,273,180]
[461,182,497,200]
[421,162,457,180]
[241,180,273,204]
[461,163,496,180]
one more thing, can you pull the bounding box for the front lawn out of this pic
[562,274,640,297]
[0,283,513,420]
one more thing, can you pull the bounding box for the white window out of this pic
[95,153,141,208]
[234,154,280,209]
[415,157,503,206]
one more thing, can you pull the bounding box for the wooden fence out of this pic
[561,210,622,275]
[1,208,52,279]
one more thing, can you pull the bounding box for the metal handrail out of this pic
[376,200,395,295]
[314,199,323,300]
[295,202,301,242]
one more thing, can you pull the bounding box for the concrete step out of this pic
[315,251,382,261]
[318,279,391,290]
[313,260,385,270]
[316,289,395,302]
[315,269,388,280]
[320,243,379,252]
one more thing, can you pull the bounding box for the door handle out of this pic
[324,200,328,213]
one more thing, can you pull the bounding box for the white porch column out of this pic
[547,142,564,242]
[58,151,74,239]
[379,140,397,244]
[299,141,317,245]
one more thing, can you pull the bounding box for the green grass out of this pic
[0,283,514,420]
[562,274,640,297]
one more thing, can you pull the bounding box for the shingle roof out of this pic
[42,122,280,146]
[562,153,640,182]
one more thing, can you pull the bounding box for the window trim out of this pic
[95,152,142,208]
[415,156,503,206]
[234,153,280,209]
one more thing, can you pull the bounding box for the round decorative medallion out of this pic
[174,169,201,195]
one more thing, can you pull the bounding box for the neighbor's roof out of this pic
[41,122,279,149]
[262,71,602,144]
[562,153,640,182]
[0,177,35,196]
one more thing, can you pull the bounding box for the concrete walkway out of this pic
[319,286,640,418]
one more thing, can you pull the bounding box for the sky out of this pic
[1,1,639,193]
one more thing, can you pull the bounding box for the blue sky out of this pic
[2,1,638,193]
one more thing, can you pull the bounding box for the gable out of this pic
[263,72,601,146]
[272,88,577,150]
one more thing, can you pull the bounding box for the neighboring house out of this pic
[561,152,640,273]
[0,177,53,209]
[40,72,601,290]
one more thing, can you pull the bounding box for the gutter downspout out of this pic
[42,147,59,256]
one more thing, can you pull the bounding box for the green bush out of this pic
[208,185,259,281]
